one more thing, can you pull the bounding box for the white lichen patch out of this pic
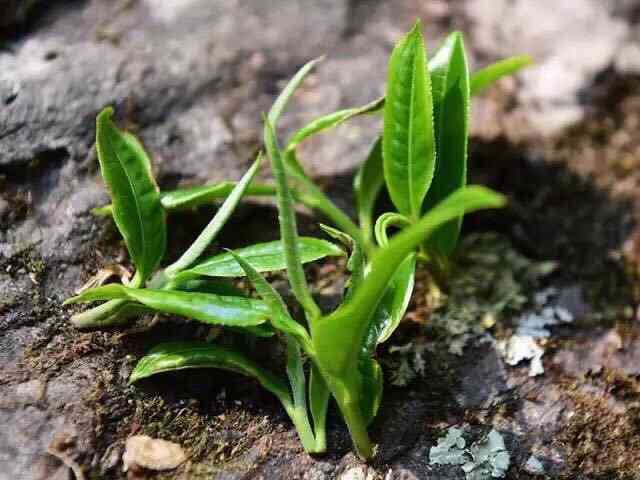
[430,428,511,479]
[497,335,545,377]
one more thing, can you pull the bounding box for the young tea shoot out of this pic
[66,20,523,458]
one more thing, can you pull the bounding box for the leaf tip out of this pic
[97,105,115,123]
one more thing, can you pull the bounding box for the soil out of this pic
[2,1,640,480]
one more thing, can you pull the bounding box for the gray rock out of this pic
[464,0,640,137]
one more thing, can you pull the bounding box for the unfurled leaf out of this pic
[93,183,278,217]
[424,32,470,255]
[164,154,262,276]
[159,183,277,210]
[130,341,290,401]
[181,238,343,278]
[470,55,533,96]
[65,284,270,327]
[268,57,323,126]
[285,97,384,153]
[95,107,166,282]
[383,20,436,219]
[353,138,384,247]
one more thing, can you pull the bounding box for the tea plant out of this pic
[66,21,523,458]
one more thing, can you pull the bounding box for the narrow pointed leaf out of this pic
[264,118,320,319]
[130,341,290,401]
[227,250,311,347]
[313,186,506,375]
[470,55,533,96]
[164,154,262,276]
[353,138,384,247]
[181,238,344,278]
[159,183,277,210]
[65,284,270,327]
[95,107,166,281]
[93,183,278,217]
[268,57,323,126]
[285,97,384,153]
[424,32,471,254]
[383,20,436,219]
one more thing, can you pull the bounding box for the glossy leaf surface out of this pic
[182,238,343,278]
[383,20,436,219]
[470,55,533,96]
[66,284,270,327]
[313,186,506,376]
[130,341,290,401]
[95,107,166,281]
[368,253,416,345]
[424,32,470,254]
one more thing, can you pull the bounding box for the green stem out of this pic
[333,390,374,459]
[284,151,364,248]
[283,402,321,453]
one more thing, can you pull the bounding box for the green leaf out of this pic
[95,107,166,282]
[353,138,384,248]
[470,55,533,96]
[164,154,262,276]
[159,183,277,210]
[93,183,278,217]
[358,355,383,425]
[313,186,506,375]
[423,32,471,255]
[264,118,320,320]
[268,57,323,126]
[181,238,344,278]
[383,20,436,219]
[130,341,290,402]
[65,284,270,327]
[368,253,416,345]
[226,249,311,348]
[285,97,384,153]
